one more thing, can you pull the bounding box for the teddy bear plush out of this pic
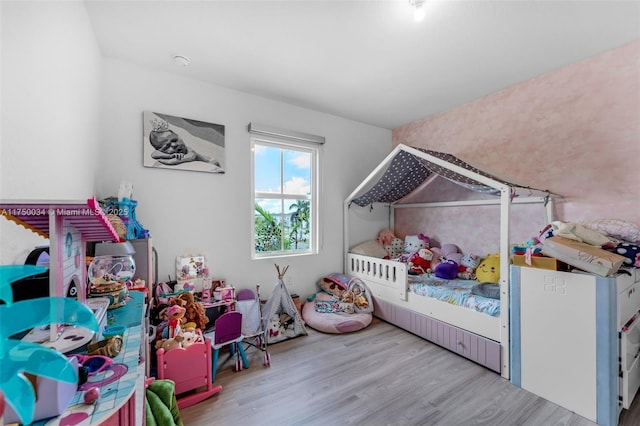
[408,248,434,275]
[155,334,184,352]
[171,291,209,331]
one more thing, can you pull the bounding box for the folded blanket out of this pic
[146,379,183,426]
[471,282,500,300]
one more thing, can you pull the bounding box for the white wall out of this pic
[0,2,391,293]
[97,58,391,298]
[0,1,102,263]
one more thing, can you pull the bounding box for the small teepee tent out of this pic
[262,265,307,344]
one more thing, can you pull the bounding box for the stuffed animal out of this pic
[403,233,430,255]
[549,221,610,247]
[386,237,404,259]
[155,334,184,352]
[441,243,463,265]
[458,253,480,280]
[429,247,442,270]
[377,229,404,259]
[279,313,294,329]
[408,248,434,275]
[476,254,500,283]
[268,314,281,338]
[171,291,209,331]
[377,229,395,247]
[181,331,200,348]
[434,259,459,279]
[395,233,431,263]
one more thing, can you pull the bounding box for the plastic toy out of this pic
[0,199,116,425]
[83,387,100,405]
[165,305,186,338]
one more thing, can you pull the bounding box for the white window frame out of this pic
[249,124,322,260]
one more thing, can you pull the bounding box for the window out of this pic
[250,124,322,259]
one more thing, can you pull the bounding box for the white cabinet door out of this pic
[519,268,597,421]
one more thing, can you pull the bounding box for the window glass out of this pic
[252,137,319,258]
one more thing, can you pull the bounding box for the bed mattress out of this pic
[409,275,500,317]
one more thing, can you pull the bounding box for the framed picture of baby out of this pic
[143,111,225,173]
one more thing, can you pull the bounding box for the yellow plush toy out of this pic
[476,254,500,283]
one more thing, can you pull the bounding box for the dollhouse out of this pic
[0,199,148,424]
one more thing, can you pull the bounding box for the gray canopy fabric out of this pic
[350,150,431,207]
[350,146,535,207]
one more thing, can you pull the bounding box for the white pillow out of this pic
[350,240,388,258]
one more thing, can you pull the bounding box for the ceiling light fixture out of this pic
[410,0,426,22]
[173,55,190,67]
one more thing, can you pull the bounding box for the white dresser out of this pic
[510,265,640,426]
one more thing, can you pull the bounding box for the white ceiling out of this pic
[84,0,640,129]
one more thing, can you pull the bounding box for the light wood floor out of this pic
[180,318,640,425]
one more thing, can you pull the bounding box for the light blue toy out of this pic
[0,265,99,425]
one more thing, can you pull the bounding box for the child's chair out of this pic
[207,311,249,382]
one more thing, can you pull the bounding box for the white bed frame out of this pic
[344,144,558,379]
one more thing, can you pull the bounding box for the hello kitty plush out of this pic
[396,234,430,263]
[403,233,430,254]
[458,253,480,280]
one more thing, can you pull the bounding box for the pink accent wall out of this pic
[393,41,640,233]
